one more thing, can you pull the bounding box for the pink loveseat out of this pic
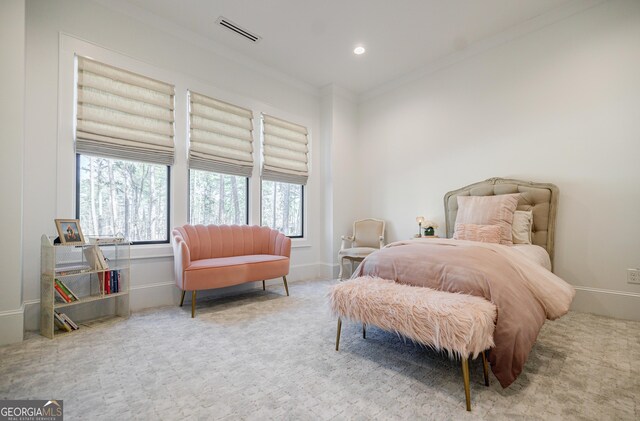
[172,224,292,317]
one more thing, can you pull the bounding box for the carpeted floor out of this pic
[1,279,639,420]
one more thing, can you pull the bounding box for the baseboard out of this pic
[326,262,340,279]
[0,305,24,346]
[125,261,335,312]
[23,261,335,331]
[571,286,640,321]
[295,261,335,281]
[20,273,640,335]
[130,281,176,312]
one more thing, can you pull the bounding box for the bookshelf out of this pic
[40,234,131,338]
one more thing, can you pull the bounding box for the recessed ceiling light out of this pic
[353,46,366,55]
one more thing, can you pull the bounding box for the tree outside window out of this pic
[261,180,303,237]
[77,155,169,243]
[189,169,248,226]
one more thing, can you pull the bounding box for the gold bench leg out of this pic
[283,276,289,296]
[191,291,196,318]
[482,351,490,386]
[179,290,185,307]
[461,357,471,411]
[335,318,342,351]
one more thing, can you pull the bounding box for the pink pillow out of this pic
[453,223,502,244]
[454,194,520,245]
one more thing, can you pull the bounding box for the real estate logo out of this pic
[0,400,63,421]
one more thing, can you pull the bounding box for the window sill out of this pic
[128,239,311,259]
[130,243,173,260]
[291,238,311,248]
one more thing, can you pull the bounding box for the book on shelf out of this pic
[60,313,79,330]
[83,245,109,271]
[112,270,120,293]
[55,279,79,301]
[53,311,78,332]
[55,263,91,275]
[54,290,68,304]
[104,270,111,294]
[53,282,72,303]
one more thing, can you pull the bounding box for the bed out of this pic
[353,177,575,388]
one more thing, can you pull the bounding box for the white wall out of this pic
[0,0,25,346]
[321,85,367,278]
[14,0,640,338]
[22,0,328,330]
[358,0,640,320]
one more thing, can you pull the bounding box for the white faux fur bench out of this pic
[329,276,497,411]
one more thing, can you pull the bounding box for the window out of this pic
[261,180,303,237]
[260,114,309,238]
[77,155,169,243]
[74,57,175,244]
[189,169,248,225]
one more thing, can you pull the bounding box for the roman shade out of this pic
[76,56,175,165]
[188,91,254,177]
[261,114,309,185]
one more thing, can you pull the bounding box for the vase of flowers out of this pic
[423,221,438,237]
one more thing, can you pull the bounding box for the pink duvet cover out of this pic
[353,238,575,388]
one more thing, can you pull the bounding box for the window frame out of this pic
[75,153,171,245]
[259,180,304,239]
[187,169,250,226]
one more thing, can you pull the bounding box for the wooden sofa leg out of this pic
[461,357,471,411]
[482,351,490,386]
[362,323,366,339]
[179,290,185,307]
[283,276,289,296]
[191,291,196,318]
[262,280,266,291]
[335,318,342,351]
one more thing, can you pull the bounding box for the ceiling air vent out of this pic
[216,17,261,43]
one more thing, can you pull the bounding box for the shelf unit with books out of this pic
[40,234,131,338]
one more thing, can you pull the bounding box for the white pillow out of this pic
[512,210,533,244]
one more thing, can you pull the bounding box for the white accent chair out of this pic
[338,218,386,280]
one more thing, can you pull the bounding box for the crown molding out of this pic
[320,84,357,103]
[359,0,608,102]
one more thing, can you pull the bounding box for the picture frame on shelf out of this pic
[55,219,85,245]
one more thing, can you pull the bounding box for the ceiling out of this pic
[116,0,575,94]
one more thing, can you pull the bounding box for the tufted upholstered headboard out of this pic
[444,178,559,266]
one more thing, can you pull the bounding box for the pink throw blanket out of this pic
[353,238,575,388]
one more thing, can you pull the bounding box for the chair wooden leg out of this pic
[461,357,471,411]
[262,280,266,291]
[338,258,344,281]
[179,290,185,307]
[362,323,366,339]
[283,276,289,296]
[191,291,196,318]
[335,318,342,351]
[482,350,490,387]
